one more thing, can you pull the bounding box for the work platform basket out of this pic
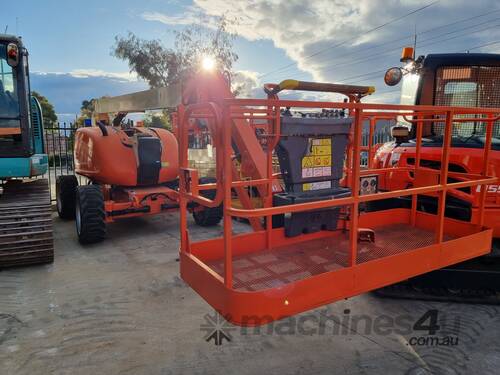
[178,98,498,326]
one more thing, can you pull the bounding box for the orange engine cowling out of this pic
[74,125,179,186]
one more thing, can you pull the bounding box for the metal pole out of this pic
[436,111,453,243]
[368,118,375,168]
[411,113,423,226]
[178,106,188,254]
[478,113,494,227]
[349,108,362,266]
[223,105,233,288]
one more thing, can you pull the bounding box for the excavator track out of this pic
[374,251,500,305]
[0,179,54,268]
[375,284,500,305]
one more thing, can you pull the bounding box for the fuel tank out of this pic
[74,125,179,186]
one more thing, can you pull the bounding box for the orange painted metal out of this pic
[373,113,500,236]
[74,123,182,223]
[75,119,183,223]
[102,185,180,223]
[178,98,498,325]
[74,125,178,186]
[0,127,21,136]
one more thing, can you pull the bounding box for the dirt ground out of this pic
[1,212,499,375]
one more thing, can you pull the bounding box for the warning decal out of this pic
[303,181,332,191]
[301,138,332,179]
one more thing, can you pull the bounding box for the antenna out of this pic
[413,23,417,58]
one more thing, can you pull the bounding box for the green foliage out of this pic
[32,91,57,127]
[143,110,171,130]
[76,98,96,127]
[81,99,95,113]
[112,17,238,88]
[113,34,180,88]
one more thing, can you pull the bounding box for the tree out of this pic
[81,99,95,114]
[32,91,57,127]
[75,98,96,127]
[112,17,238,88]
[143,110,171,130]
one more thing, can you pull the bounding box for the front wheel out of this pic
[56,175,78,219]
[75,185,106,244]
[192,177,223,227]
[193,206,223,226]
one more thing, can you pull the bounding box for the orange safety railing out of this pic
[178,99,499,325]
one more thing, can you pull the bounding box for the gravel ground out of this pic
[0,212,499,375]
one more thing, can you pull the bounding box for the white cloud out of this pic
[69,69,138,81]
[143,0,500,102]
[232,70,260,97]
[142,11,199,27]
[31,71,148,118]
[141,6,219,29]
[365,89,401,104]
[33,69,139,82]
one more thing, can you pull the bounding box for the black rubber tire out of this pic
[192,177,223,227]
[56,175,78,219]
[75,185,106,244]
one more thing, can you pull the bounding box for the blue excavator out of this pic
[0,34,53,267]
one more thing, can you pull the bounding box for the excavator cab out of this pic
[0,37,22,138]
[0,34,47,177]
[0,35,52,268]
[377,51,500,225]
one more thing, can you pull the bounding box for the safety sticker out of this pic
[301,138,332,178]
[301,155,332,168]
[303,181,332,191]
[312,139,331,146]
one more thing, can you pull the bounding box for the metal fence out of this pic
[360,124,392,167]
[44,122,87,202]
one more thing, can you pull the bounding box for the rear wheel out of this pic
[56,175,78,219]
[75,185,106,244]
[192,177,223,227]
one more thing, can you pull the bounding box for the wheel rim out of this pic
[75,199,82,235]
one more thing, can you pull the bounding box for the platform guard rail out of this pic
[177,100,499,325]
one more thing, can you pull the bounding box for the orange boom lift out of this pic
[56,83,226,243]
[177,70,498,325]
[56,68,281,243]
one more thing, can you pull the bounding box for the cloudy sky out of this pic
[2,0,500,122]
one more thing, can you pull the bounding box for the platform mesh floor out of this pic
[206,224,455,292]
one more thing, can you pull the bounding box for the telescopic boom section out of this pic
[94,85,182,115]
[93,74,268,184]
